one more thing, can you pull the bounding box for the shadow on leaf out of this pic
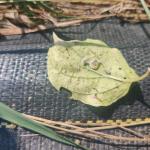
[86,83,145,119]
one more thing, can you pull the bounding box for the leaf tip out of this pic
[148,67,150,75]
[53,32,63,44]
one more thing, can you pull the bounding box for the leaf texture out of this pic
[47,33,149,107]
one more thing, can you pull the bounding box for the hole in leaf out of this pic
[118,67,122,70]
[60,87,72,97]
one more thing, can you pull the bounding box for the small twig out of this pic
[118,126,145,138]
[24,114,87,131]
[67,118,150,127]
[0,25,47,35]
[41,13,82,27]
[23,114,150,143]
[30,118,150,142]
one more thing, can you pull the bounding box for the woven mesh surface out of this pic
[0,18,150,150]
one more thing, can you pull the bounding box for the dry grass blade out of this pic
[140,0,150,19]
[0,0,150,35]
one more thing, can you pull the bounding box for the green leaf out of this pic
[0,102,87,150]
[47,33,150,107]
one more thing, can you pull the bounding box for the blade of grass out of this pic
[0,102,88,150]
[140,0,150,20]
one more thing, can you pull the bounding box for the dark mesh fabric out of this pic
[0,18,150,150]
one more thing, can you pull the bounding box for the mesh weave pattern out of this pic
[0,18,150,150]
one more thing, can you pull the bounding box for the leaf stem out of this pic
[135,67,150,82]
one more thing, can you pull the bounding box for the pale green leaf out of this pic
[47,33,150,107]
